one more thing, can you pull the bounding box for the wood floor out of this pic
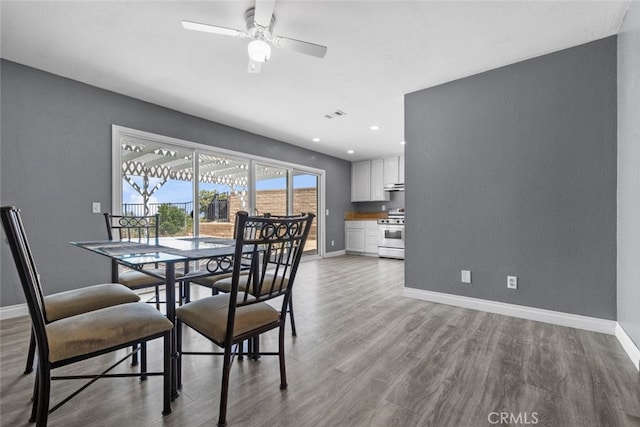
[1,255,639,426]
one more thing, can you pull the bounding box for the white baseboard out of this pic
[324,249,347,258]
[0,303,28,320]
[615,323,640,370]
[403,287,639,370]
[402,287,616,334]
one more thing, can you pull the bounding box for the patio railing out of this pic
[123,199,229,222]
[123,202,194,217]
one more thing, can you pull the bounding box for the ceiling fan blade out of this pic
[272,36,327,58]
[248,59,262,73]
[182,20,245,38]
[254,0,276,28]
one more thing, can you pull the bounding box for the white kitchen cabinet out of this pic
[345,220,379,255]
[351,159,389,202]
[351,161,371,202]
[364,221,379,254]
[383,155,405,185]
[370,158,387,201]
[345,221,365,252]
[383,156,399,185]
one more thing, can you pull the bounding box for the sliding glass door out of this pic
[254,164,288,216]
[118,136,251,238]
[113,126,324,255]
[197,154,249,238]
[293,171,318,255]
[120,139,194,236]
[252,164,319,256]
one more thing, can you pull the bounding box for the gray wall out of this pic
[0,59,352,307]
[617,3,640,347]
[405,37,617,319]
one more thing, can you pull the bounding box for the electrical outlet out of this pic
[331,240,335,246]
[507,276,518,289]
[381,205,386,211]
[92,202,101,214]
[461,270,471,284]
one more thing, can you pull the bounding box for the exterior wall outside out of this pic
[617,2,640,347]
[201,187,318,239]
[405,37,617,319]
[0,60,349,306]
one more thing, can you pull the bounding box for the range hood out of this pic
[384,183,405,192]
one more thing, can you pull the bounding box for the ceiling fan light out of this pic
[248,40,271,63]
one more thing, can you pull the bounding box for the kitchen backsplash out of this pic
[352,191,404,212]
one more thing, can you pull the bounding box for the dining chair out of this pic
[1,206,173,426]
[176,211,314,427]
[104,213,177,309]
[193,212,300,335]
[185,211,249,302]
[21,214,142,374]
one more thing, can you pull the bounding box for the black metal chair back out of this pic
[232,210,249,239]
[104,213,160,243]
[1,206,51,333]
[226,212,314,339]
[104,213,163,291]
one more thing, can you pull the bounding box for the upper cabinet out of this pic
[351,160,371,201]
[383,156,398,185]
[383,155,405,185]
[370,158,387,201]
[351,155,403,202]
[351,158,389,202]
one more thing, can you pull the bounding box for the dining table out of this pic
[70,236,251,400]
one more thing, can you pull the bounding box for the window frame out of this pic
[111,125,326,256]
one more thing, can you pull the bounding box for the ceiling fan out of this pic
[182,0,328,73]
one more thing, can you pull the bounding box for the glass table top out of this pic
[71,237,237,265]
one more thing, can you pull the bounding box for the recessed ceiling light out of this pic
[312,137,321,142]
[370,125,381,131]
[347,150,354,154]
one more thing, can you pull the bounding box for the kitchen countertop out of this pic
[344,211,387,220]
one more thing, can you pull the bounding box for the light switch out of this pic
[461,270,471,284]
[92,202,101,214]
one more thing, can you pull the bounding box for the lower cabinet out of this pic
[345,226,365,252]
[365,224,379,254]
[345,221,378,255]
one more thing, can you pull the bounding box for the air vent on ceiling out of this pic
[324,109,347,119]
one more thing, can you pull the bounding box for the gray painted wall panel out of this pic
[617,3,640,346]
[0,60,351,306]
[405,37,617,319]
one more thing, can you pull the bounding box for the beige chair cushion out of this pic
[192,272,234,288]
[44,283,140,322]
[214,273,288,296]
[46,303,173,363]
[118,268,167,288]
[176,294,280,344]
[191,271,252,290]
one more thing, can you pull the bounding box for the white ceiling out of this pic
[1,1,630,161]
